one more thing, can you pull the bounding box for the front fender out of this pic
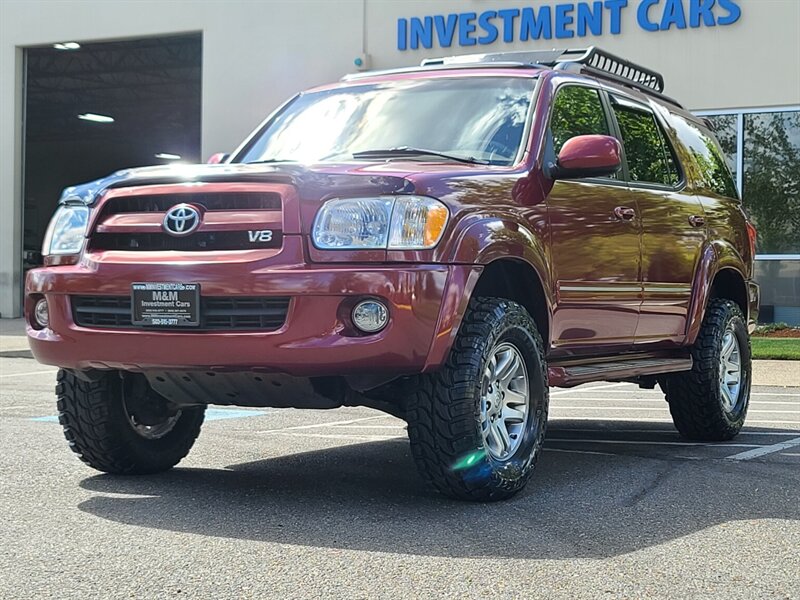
[423,214,553,372]
[443,213,550,279]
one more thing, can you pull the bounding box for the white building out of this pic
[1,0,798,321]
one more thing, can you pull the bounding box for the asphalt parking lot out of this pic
[1,355,798,599]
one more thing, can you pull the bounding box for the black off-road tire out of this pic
[406,297,549,502]
[663,298,751,441]
[56,369,206,474]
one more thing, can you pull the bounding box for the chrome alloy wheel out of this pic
[719,327,742,411]
[480,342,530,461]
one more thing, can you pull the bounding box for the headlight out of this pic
[312,196,448,250]
[42,204,90,256]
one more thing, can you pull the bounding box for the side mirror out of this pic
[207,153,230,165]
[552,135,621,179]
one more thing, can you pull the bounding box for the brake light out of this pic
[746,222,757,258]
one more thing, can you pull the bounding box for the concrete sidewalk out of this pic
[0,319,29,355]
[2,318,798,386]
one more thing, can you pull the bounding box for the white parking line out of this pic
[255,414,392,433]
[549,416,800,425]
[553,398,798,406]
[274,431,404,442]
[725,437,800,461]
[551,406,798,414]
[560,390,799,398]
[0,369,58,379]
[544,447,618,457]
[547,438,761,448]
[328,425,405,429]
[550,382,629,395]
[547,427,800,437]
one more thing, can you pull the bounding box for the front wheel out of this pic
[406,297,549,502]
[56,370,206,474]
[663,298,752,441]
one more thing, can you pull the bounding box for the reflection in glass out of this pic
[611,98,679,186]
[550,86,609,153]
[706,114,738,179]
[671,113,737,198]
[744,111,800,254]
[236,77,536,166]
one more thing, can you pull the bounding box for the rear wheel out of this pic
[663,298,751,441]
[56,370,205,474]
[406,297,548,502]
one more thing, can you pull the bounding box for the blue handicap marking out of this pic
[31,415,59,423]
[205,408,269,421]
[31,408,268,423]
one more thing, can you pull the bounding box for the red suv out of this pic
[26,48,759,501]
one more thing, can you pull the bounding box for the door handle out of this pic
[689,215,705,227]
[613,206,636,221]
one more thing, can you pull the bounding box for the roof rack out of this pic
[420,47,678,106]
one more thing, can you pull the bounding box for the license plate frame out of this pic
[131,282,200,328]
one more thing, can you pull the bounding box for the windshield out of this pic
[234,76,537,166]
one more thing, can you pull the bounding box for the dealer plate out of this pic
[132,283,200,327]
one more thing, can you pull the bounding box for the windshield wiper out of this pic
[352,147,489,165]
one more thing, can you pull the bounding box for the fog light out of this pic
[352,300,389,333]
[34,298,50,328]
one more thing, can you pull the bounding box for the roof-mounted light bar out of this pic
[344,47,677,106]
[422,47,665,94]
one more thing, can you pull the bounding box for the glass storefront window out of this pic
[699,108,799,255]
[701,107,800,324]
[706,114,738,180]
[743,111,800,254]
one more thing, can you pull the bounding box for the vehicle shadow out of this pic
[78,424,800,559]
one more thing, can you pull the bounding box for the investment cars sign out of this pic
[397,0,742,50]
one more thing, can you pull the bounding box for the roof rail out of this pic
[420,47,678,106]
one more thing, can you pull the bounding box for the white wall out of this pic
[367,0,800,111]
[1,0,799,317]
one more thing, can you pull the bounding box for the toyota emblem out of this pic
[163,204,201,237]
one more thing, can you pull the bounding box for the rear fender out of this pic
[685,240,749,345]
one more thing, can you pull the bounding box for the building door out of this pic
[22,33,202,301]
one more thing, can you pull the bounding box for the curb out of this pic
[0,350,34,359]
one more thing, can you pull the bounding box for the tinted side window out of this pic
[610,97,680,187]
[670,113,738,198]
[550,86,609,154]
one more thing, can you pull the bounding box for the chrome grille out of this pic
[102,192,281,213]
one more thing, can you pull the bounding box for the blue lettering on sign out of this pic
[605,0,628,34]
[397,0,741,50]
[434,14,458,48]
[478,11,499,44]
[637,0,660,31]
[459,12,478,46]
[520,6,552,41]
[660,0,688,30]
[497,8,520,42]
[577,2,604,37]
[555,4,576,39]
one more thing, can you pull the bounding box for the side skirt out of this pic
[548,353,693,388]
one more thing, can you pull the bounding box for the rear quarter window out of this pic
[667,112,739,199]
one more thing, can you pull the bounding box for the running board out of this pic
[548,356,693,388]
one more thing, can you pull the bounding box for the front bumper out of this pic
[26,240,480,375]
